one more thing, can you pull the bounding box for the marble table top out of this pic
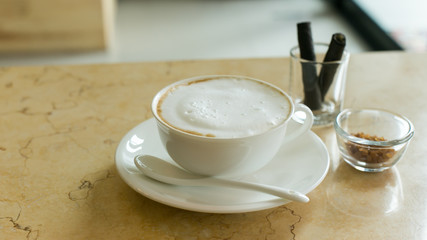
[1,51,426,239]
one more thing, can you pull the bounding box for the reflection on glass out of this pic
[326,161,403,217]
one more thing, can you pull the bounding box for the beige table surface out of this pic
[1,51,426,239]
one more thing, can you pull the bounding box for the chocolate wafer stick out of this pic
[297,22,322,110]
[319,33,346,100]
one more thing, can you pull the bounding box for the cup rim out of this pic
[290,42,350,65]
[334,108,415,147]
[151,75,295,140]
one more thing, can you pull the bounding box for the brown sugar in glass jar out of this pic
[334,109,414,172]
[346,132,396,164]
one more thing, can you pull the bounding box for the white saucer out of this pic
[115,118,330,213]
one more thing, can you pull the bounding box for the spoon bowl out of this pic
[134,155,309,203]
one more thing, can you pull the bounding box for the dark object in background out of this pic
[329,0,403,51]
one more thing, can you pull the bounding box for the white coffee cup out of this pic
[151,75,313,177]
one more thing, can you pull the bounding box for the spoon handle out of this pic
[134,154,309,203]
[212,178,309,203]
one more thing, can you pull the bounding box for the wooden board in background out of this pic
[0,0,115,52]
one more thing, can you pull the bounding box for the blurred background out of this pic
[0,0,424,67]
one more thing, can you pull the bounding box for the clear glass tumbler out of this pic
[288,43,350,126]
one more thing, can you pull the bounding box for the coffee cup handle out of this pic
[283,104,314,142]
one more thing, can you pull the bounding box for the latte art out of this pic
[157,77,291,138]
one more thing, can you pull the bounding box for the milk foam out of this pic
[158,77,291,138]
